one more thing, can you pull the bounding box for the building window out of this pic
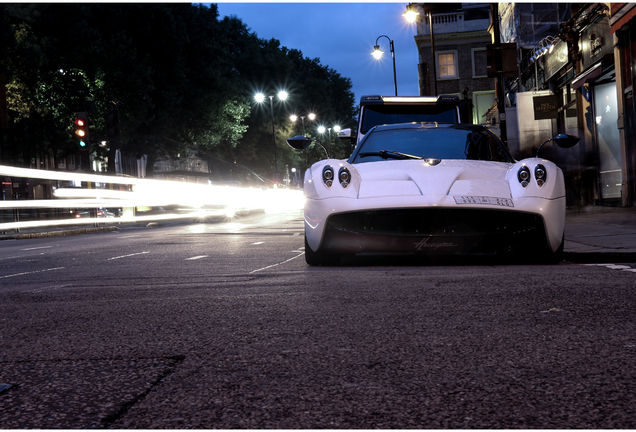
[437,51,458,79]
[472,48,488,78]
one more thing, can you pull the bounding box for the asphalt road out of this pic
[1,209,636,428]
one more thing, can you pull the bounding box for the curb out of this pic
[1,226,121,240]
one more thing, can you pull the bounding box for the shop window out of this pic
[594,82,622,200]
[472,48,488,78]
[438,51,458,79]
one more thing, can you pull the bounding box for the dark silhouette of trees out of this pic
[0,3,355,181]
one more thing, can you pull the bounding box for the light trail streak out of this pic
[0,164,304,232]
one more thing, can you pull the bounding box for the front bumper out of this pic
[321,208,549,256]
[305,196,565,255]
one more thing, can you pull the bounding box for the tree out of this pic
[0,3,356,182]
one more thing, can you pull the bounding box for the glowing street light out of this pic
[403,4,420,23]
[254,90,289,176]
[371,35,398,96]
[290,111,316,135]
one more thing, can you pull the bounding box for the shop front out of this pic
[612,3,636,206]
[571,10,620,206]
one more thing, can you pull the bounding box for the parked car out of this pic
[287,123,578,265]
[71,208,116,218]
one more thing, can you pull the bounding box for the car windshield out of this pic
[350,126,513,164]
[360,105,458,134]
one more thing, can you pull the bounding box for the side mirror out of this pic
[553,133,580,149]
[536,134,580,157]
[286,135,313,150]
[286,135,330,158]
[338,128,356,140]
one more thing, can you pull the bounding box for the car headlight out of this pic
[517,166,531,187]
[535,164,547,187]
[338,167,351,188]
[322,165,334,187]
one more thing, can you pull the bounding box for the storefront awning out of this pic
[611,5,636,34]
[571,62,603,90]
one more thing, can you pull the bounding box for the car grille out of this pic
[322,208,549,255]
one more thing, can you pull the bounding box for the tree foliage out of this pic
[0,4,356,181]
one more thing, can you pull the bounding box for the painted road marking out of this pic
[585,264,636,273]
[185,255,208,260]
[20,246,53,251]
[0,267,64,279]
[107,251,150,261]
[252,242,265,245]
[250,252,305,273]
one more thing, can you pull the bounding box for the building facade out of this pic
[493,2,635,208]
[409,3,495,125]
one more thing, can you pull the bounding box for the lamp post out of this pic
[255,91,288,177]
[371,35,398,96]
[403,4,436,96]
[290,112,316,135]
[317,125,340,158]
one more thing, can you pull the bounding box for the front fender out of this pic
[303,159,360,200]
[507,158,565,199]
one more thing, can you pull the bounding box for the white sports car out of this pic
[287,123,578,265]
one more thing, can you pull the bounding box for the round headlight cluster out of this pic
[517,164,547,188]
[322,165,352,189]
[518,166,531,187]
[338,167,351,188]
[535,164,547,187]
[322,165,334,187]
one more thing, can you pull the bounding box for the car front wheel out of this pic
[304,234,339,266]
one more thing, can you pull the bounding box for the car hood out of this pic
[353,159,512,198]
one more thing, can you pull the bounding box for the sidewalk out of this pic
[564,206,636,263]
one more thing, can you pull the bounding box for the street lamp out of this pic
[402,4,419,23]
[371,35,398,96]
[403,4,437,95]
[317,125,340,158]
[254,90,288,176]
[289,112,316,135]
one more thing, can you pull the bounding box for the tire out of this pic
[537,234,564,264]
[545,234,565,264]
[304,234,338,266]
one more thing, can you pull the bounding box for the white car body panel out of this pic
[302,157,566,254]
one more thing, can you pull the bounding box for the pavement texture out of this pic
[564,206,636,263]
[1,207,636,263]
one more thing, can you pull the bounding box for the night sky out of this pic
[214,2,422,104]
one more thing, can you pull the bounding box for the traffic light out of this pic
[74,112,90,148]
